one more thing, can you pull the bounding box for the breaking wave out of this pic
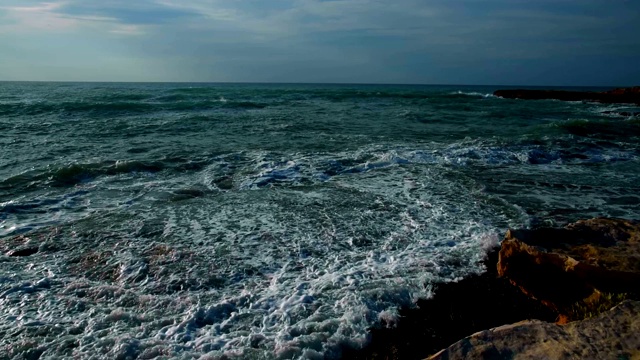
[2,82,640,359]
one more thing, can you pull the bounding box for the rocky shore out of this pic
[494,86,640,105]
[345,218,640,359]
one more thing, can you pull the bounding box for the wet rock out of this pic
[347,218,639,359]
[6,247,39,257]
[428,300,640,360]
[497,218,640,316]
[341,249,558,360]
[494,86,640,105]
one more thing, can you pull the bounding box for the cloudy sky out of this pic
[1,0,639,85]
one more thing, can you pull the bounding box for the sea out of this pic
[1,82,639,359]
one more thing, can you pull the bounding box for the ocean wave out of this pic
[98,93,152,102]
[0,160,169,191]
[150,94,195,102]
[3,139,634,200]
[1,142,638,358]
[0,101,155,117]
[0,160,510,359]
[591,105,640,118]
[448,91,497,98]
[220,101,268,109]
[2,82,640,359]
[231,142,636,190]
[304,89,431,101]
[3,140,636,239]
[553,118,640,139]
[0,98,269,118]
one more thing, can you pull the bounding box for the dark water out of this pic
[1,82,639,359]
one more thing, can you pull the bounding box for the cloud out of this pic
[0,0,639,84]
[0,2,80,32]
[54,0,202,25]
[0,0,202,34]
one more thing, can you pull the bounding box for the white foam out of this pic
[0,146,526,359]
[10,139,636,358]
[452,91,496,98]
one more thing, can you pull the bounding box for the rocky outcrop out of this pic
[428,300,640,360]
[497,218,640,319]
[6,247,39,257]
[426,217,640,359]
[494,87,640,105]
[346,218,639,359]
[341,250,558,360]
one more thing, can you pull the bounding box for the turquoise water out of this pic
[1,82,639,358]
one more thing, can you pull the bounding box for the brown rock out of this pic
[340,249,557,360]
[497,218,640,314]
[428,300,640,360]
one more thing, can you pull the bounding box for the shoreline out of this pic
[343,218,640,359]
[341,249,557,359]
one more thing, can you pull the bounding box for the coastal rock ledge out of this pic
[428,300,640,360]
[347,218,639,359]
[497,217,640,319]
[494,86,640,105]
[428,218,640,360]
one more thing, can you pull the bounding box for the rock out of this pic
[6,247,39,257]
[493,87,640,105]
[497,218,640,317]
[340,249,558,360]
[428,300,640,360]
[346,218,639,359]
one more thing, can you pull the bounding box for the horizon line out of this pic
[0,80,635,88]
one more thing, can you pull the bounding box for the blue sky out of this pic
[1,0,639,85]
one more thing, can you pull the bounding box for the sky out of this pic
[1,0,639,85]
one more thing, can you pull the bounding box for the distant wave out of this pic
[220,101,267,109]
[448,91,497,98]
[231,141,638,190]
[0,101,155,117]
[552,117,640,139]
[0,158,209,191]
[0,99,270,117]
[304,89,432,101]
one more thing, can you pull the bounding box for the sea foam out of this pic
[0,147,515,359]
